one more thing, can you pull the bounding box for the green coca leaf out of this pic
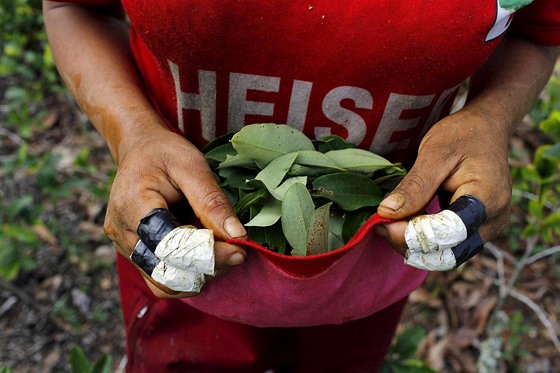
[281,183,314,256]
[231,123,314,167]
[313,172,383,211]
[294,150,343,170]
[342,207,376,243]
[326,148,395,174]
[269,176,307,200]
[205,143,236,163]
[306,202,332,255]
[245,199,282,227]
[255,152,298,190]
[314,135,355,152]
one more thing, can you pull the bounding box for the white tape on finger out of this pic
[404,210,466,271]
[151,262,206,293]
[151,225,216,293]
[154,226,215,275]
[405,250,456,271]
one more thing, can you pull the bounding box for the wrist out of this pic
[109,110,170,166]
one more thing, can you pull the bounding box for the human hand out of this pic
[375,108,512,265]
[104,126,247,298]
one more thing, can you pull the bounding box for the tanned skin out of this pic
[43,1,559,297]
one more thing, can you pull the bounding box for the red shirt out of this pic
[120,0,559,163]
[60,0,559,162]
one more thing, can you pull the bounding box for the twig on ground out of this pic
[481,237,560,360]
[508,288,560,356]
[505,236,538,294]
[511,189,556,210]
[485,241,516,264]
[485,242,507,298]
[0,126,24,146]
[525,246,560,266]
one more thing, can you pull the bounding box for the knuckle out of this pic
[401,172,429,196]
[201,190,231,215]
[103,220,119,241]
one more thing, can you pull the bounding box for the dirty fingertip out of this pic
[224,215,247,238]
[379,193,406,214]
[228,252,246,266]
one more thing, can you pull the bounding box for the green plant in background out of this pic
[381,327,437,373]
[501,311,532,365]
[512,76,560,245]
[0,194,41,279]
[479,73,560,371]
[69,345,112,373]
[1,0,64,133]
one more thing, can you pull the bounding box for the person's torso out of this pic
[123,0,517,162]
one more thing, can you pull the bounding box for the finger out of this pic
[205,241,248,280]
[167,152,247,241]
[373,221,408,256]
[136,208,245,268]
[111,230,195,298]
[376,195,488,259]
[377,150,455,220]
[130,237,209,293]
[450,181,511,242]
[451,232,484,267]
[104,183,171,256]
[140,271,197,299]
[401,196,489,271]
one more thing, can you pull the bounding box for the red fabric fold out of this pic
[227,213,395,277]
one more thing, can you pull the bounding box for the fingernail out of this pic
[380,193,406,212]
[224,216,247,238]
[228,252,245,266]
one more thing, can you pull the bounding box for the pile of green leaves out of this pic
[203,124,405,256]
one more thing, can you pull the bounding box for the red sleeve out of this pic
[508,0,560,46]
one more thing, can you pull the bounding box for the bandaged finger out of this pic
[131,208,216,293]
[404,195,487,271]
[131,238,209,293]
[154,226,215,276]
[151,261,206,293]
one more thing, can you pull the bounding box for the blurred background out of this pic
[1,1,559,372]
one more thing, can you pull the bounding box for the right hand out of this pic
[104,125,247,298]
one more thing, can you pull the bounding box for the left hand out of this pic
[375,107,512,256]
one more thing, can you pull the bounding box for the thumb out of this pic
[377,155,453,220]
[171,159,247,242]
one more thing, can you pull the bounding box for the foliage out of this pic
[381,327,437,373]
[0,0,63,126]
[511,76,560,246]
[69,345,112,373]
[203,124,405,255]
[501,311,532,366]
[0,195,41,279]
[478,72,560,371]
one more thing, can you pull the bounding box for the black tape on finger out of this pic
[451,232,484,267]
[137,208,181,251]
[130,240,160,276]
[448,195,487,237]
